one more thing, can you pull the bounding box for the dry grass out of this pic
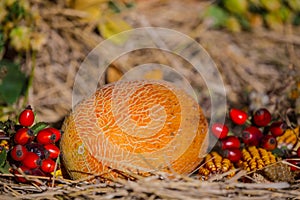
[29,0,300,124]
[0,161,299,199]
[6,0,299,199]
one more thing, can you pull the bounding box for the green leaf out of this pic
[108,1,121,13]
[0,60,27,105]
[0,161,11,174]
[204,5,229,28]
[272,148,285,157]
[293,14,300,26]
[31,121,49,135]
[0,150,7,167]
[98,15,132,44]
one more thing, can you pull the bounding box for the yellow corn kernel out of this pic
[227,165,236,178]
[211,151,223,171]
[257,164,264,170]
[221,158,231,172]
[239,146,278,172]
[204,153,216,173]
[277,127,299,145]
[257,159,265,168]
[285,133,297,144]
[242,149,252,161]
[268,152,277,163]
[198,152,235,180]
[248,146,260,159]
[199,167,210,177]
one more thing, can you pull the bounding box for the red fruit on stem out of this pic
[31,168,47,176]
[14,165,31,183]
[270,121,287,137]
[43,127,61,142]
[224,148,241,163]
[297,147,300,158]
[229,108,248,125]
[211,123,229,139]
[242,126,263,146]
[37,129,57,144]
[10,144,27,161]
[221,136,241,149]
[22,152,42,169]
[44,144,60,159]
[260,135,277,151]
[14,128,34,145]
[18,105,35,127]
[252,108,272,127]
[287,159,300,171]
[41,158,56,173]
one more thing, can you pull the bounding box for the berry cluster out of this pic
[211,108,298,169]
[9,106,61,183]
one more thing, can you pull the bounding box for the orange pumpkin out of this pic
[60,80,208,179]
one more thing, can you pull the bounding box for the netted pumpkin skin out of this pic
[61,80,208,180]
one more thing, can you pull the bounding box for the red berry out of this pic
[229,108,248,125]
[297,147,300,158]
[14,165,31,183]
[36,129,57,144]
[43,127,61,142]
[22,152,42,169]
[10,144,27,161]
[221,136,240,149]
[211,123,229,139]
[287,159,300,171]
[260,135,277,151]
[224,148,241,163]
[252,108,271,127]
[18,105,35,127]
[14,128,34,145]
[41,158,56,173]
[44,144,60,159]
[270,121,287,137]
[31,168,47,177]
[242,126,263,146]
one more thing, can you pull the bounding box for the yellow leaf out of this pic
[67,0,108,22]
[79,6,102,21]
[51,169,62,177]
[67,0,108,9]
[98,15,132,44]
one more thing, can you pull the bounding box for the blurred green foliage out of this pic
[0,0,44,109]
[202,0,300,32]
[0,60,26,105]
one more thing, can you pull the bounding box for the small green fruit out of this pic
[260,0,281,11]
[226,16,242,32]
[224,0,248,15]
[288,0,300,12]
[265,12,283,31]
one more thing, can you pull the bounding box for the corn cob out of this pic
[238,146,277,172]
[198,151,235,180]
[277,126,299,150]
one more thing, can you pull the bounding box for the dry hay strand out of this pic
[26,0,300,123]
[0,160,299,199]
[28,0,104,123]
[124,0,300,114]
